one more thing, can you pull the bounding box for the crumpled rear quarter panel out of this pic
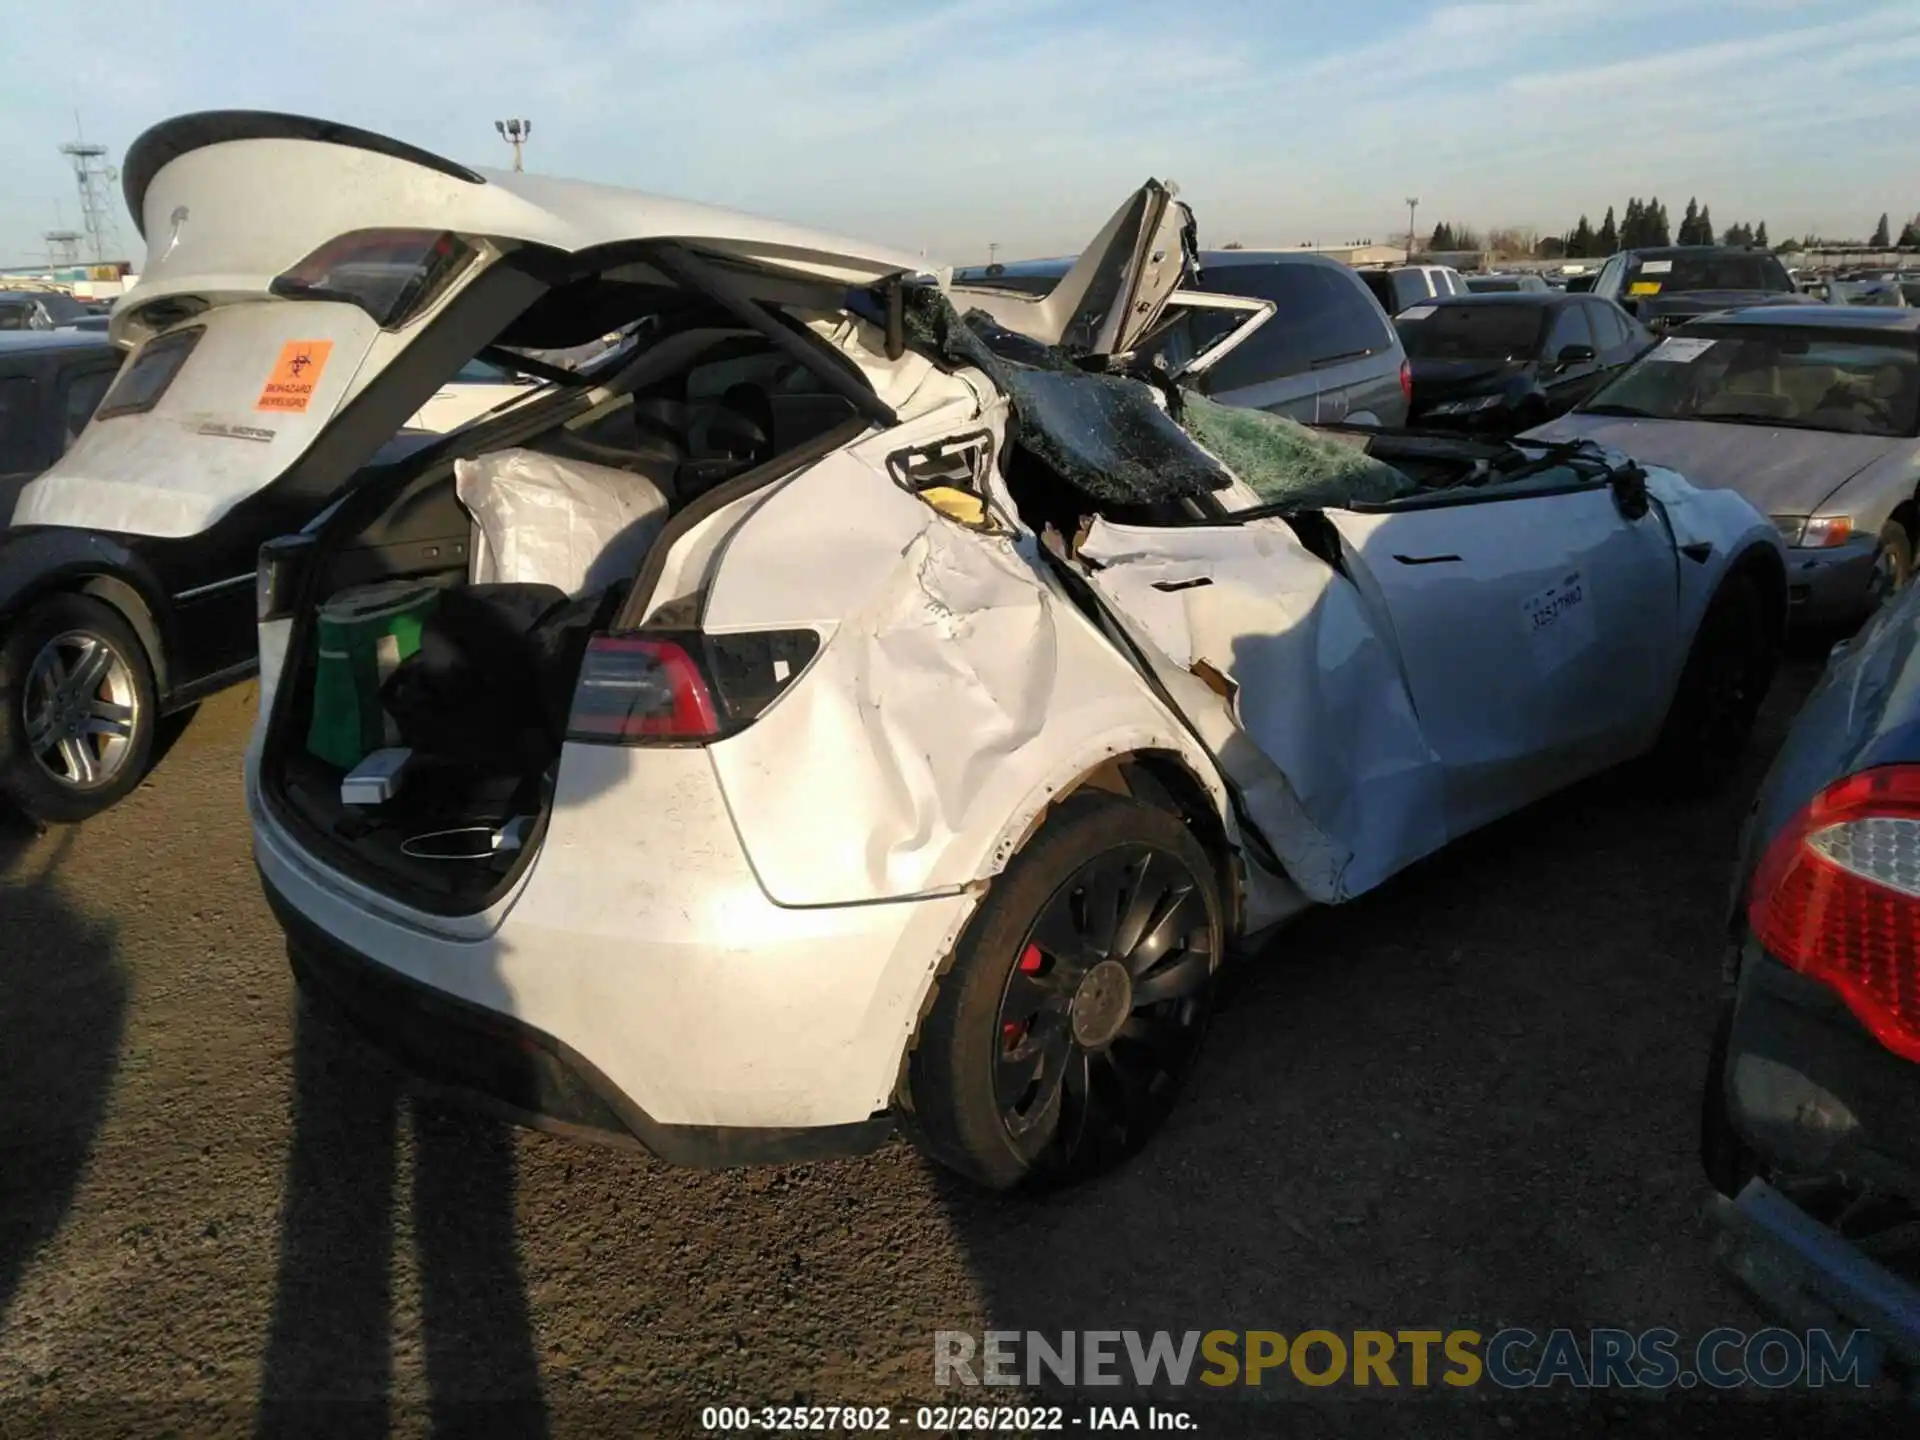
[702,428,1223,909]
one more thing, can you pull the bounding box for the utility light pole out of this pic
[1405,197,1420,261]
[494,118,532,172]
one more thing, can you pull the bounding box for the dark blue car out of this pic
[1705,586,1920,1381]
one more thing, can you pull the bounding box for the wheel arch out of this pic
[75,575,171,698]
[1724,539,1788,648]
[981,741,1247,938]
[0,534,177,702]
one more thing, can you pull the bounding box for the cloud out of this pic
[0,0,1910,267]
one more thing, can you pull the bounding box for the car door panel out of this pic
[1078,515,1449,902]
[950,180,1193,356]
[1328,485,1679,836]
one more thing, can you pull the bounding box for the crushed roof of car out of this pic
[901,285,1232,506]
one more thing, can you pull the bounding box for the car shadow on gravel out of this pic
[0,830,128,1338]
[928,662,1895,1437]
[254,994,548,1438]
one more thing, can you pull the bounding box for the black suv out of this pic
[953,250,1410,426]
[1588,246,1816,333]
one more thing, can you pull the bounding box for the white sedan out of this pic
[66,113,1788,1190]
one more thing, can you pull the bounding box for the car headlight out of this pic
[1773,515,1855,549]
[1428,394,1506,416]
[1801,515,1855,548]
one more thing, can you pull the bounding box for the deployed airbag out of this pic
[456,448,669,596]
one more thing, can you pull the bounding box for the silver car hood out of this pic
[1527,413,1905,514]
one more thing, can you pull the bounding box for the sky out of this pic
[1,0,1916,270]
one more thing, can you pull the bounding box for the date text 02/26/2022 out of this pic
[698,1404,1192,1432]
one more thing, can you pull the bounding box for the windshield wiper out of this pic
[1577,402,1658,418]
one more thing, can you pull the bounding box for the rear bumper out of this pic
[266,874,894,1167]
[1710,1179,1920,1378]
[1722,945,1920,1193]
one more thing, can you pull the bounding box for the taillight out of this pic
[1748,764,1920,1063]
[565,629,819,746]
[271,229,475,328]
[1399,359,1413,404]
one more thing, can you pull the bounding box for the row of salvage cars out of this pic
[1,114,1916,1359]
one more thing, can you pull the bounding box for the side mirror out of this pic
[1555,343,1597,368]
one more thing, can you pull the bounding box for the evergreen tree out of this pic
[1696,205,1714,246]
[1755,220,1770,248]
[1429,221,1454,252]
[1680,198,1701,245]
[1650,199,1671,246]
[1870,213,1892,247]
[1598,206,1618,253]
[1622,198,1644,248]
[1898,215,1920,248]
[1569,215,1596,258]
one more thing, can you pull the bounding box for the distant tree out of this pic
[1899,215,1920,247]
[1870,213,1892,247]
[1221,241,1245,250]
[1452,225,1483,252]
[1621,198,1644,248]
[1597,206,1618,254]
[1569,215,1596,258]
[1538,234,1569,260]
[1777,234,1803,253]
[1428,221,1454,251]
[1649,199,1671,246]
[1696,205,1715,246]
[1680,197,1701,245]
[1487,226,1537,258]
[1755,220,1770,248]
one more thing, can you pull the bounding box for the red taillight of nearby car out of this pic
[565,629,820,745]
[1400,359,1413,405]
[1748,764,1920,1064]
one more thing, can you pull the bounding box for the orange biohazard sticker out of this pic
[256,340,335,413]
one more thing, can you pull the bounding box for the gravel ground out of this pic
[0,661,1901,1437]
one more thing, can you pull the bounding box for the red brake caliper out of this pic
[1004,945,1046,1050]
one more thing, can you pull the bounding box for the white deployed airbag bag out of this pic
[455,448,668,596]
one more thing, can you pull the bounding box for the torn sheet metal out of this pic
[899,285,1231,506]
[1079,516,1449,902]
[700,434,1237,909]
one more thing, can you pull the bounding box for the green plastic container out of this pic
[306,580,442,770]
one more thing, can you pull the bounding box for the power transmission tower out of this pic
[44,231,81,268]
[61,117,122,265]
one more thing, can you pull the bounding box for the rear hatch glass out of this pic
[1397,305,1546,361]
[1626,253,1793,294]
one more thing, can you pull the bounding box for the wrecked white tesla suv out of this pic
[88,115,1790,1188]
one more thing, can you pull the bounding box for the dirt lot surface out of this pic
[0,661,1901,1436]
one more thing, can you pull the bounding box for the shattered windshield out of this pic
[1585,331,1920,436]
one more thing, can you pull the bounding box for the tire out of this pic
[1871,516,1914,608]
[899,792,1224,1191]
[0,593,158,824]
[1648,571,1775,796]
